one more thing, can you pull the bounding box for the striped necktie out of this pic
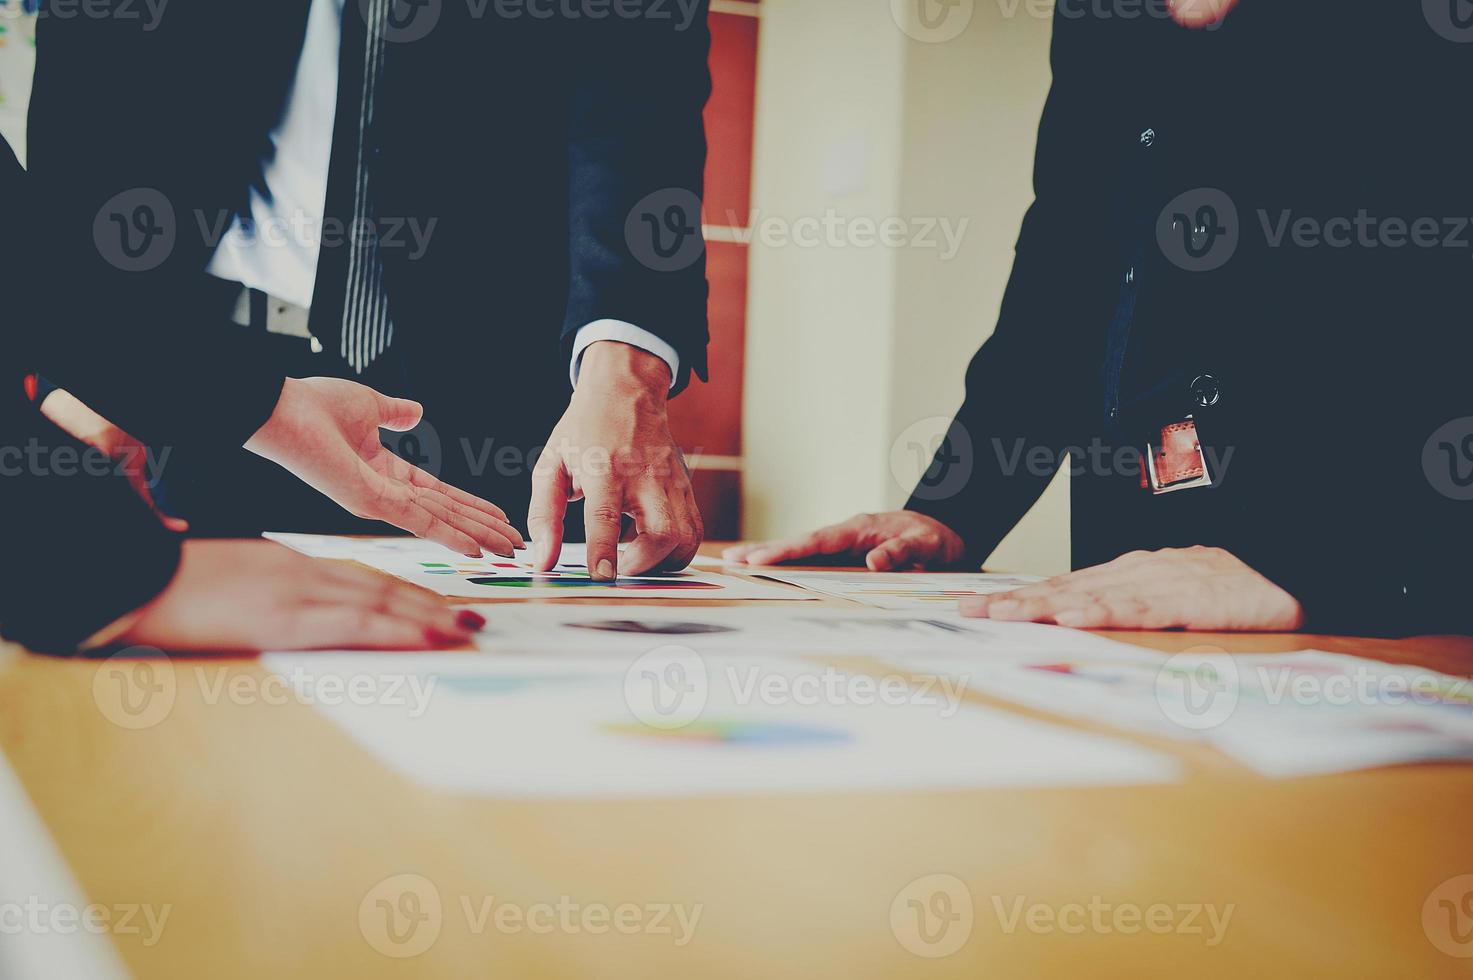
[314,0,394,373]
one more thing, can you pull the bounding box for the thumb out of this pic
[1168,0,1237,27]
[866,534,919,572]
[376,393,424,432]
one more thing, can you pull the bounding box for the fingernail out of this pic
[456,610,487,631]
[496,549,515,559]
[596,559,616,581]
[466,550,483,559]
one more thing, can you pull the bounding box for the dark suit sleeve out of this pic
[25,5,286,450]
[0,399,182,655]
[906,11,1109,566]
[562,0,712,393]
[0,141,180,654]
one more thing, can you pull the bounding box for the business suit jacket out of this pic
[908,1,1473,635]
[25,1,711,525]
[0,140,181,653]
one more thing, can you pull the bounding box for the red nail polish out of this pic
[457,610,487,630]
[427,625,471,645]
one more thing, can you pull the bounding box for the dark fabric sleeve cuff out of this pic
[1246,552,1471,639]
[0,416,184,654]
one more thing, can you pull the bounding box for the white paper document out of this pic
[264,533,810,601]
[470,604,1140,661]
[891,650,1473,778]
[261,653,1181,797]
[755,570,1042,610]
[265,532,452,561]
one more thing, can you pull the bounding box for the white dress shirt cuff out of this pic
[570,320,681,391]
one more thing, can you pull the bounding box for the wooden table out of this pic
[1,546,1470,978]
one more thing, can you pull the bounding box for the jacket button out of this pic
[1191,374,1221,408]
[1139,128,1156,147]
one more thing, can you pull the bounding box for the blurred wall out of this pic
[0,3,37,162]
[742,0,1069,574]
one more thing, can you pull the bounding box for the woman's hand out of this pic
[117,540,486,652]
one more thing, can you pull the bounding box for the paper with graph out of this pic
[261,652,1181,797]
[264,533,810,601]
[888,650,1473,777]
[469,604,1140,660]
[754,570,1042,610]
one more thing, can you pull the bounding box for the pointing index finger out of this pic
[528,457,572,571]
